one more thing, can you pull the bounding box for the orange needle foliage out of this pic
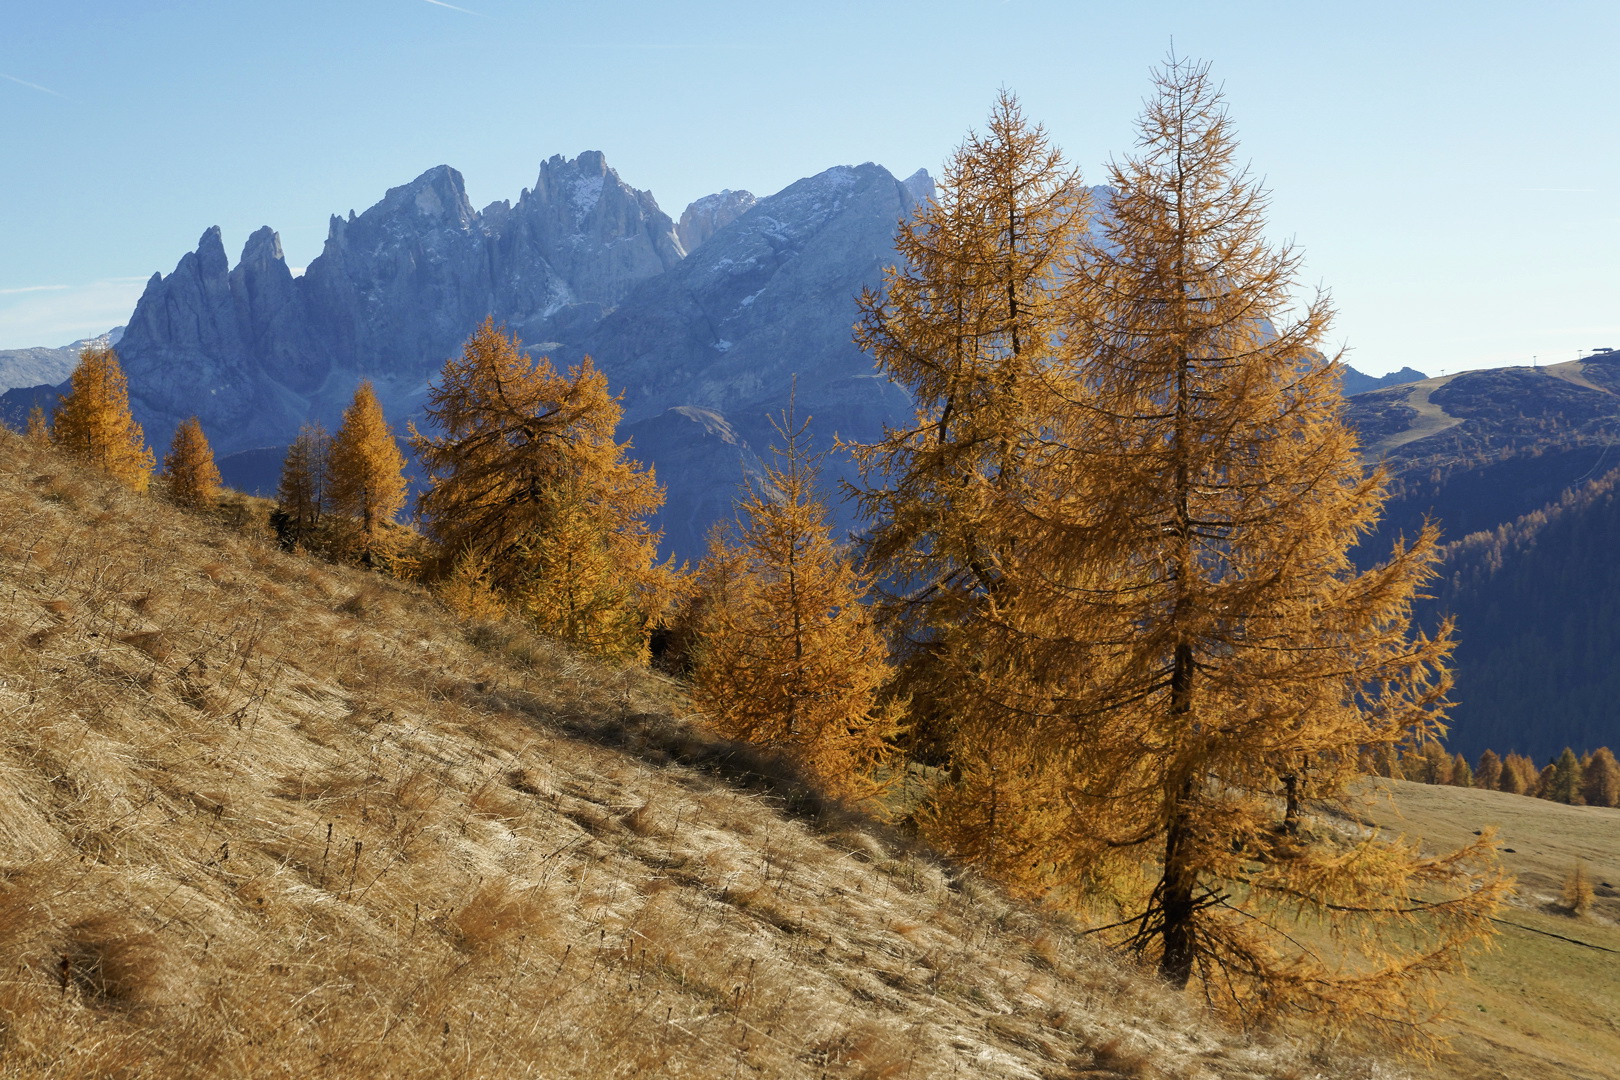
[328,382,408,567]
[50,346,154,491]
[411,319,673,664]
[692,406,897,804]
[160,416,223,508]
[24,405,49,443]
[856,69,1507,1040]
[850,90,1087,890]
[1011,60,1502,1036]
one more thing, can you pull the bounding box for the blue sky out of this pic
[2,1,1615,376]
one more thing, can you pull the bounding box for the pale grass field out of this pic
[1352,780,1620,1080]
[0,429,1398,1079]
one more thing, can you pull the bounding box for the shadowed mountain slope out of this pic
[1344,350,1620,760]
[1428,462,1620,759]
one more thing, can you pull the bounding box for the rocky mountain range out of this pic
[2,151,1430,566]
[110,152,687,457]
[3,153,935,560]
[0,326,122,395]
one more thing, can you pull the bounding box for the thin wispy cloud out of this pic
[1,73,67,98]
[561,42,761,51]
[421,0,483,14]
[0,278,147,351]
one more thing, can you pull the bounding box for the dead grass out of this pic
[0,428,1384,1079]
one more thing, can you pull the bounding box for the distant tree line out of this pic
[1376,741,1620,807]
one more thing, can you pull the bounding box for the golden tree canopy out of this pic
[692,405,895,804]
[850,91,1089,792]
[851,69,1505,1039]
[24,405,49,443]
[328,382,408,565]
[956,58,1505,1034]
[51,346,154,491]
[161,416,223,508]
[411,318,672,663]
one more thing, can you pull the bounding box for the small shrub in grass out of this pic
[452,880,544,955]
[64,913,182,1008]
[1563,860,1595,917]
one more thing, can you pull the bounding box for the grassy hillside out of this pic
[1354,780,1620,1080]
[0,429,1369,1079]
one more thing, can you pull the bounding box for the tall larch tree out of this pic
[328,383,408,566]
[274,423,331,550]
[964,59,1503,1033]
[849,91,1089,887]
[411,319,673,663]
[161,416,223,508]
[691,405,896,804]
[51,346,154,491]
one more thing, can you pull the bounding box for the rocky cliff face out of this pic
[676,189,756,252]
[113,155,684,454]
[579,163,928,556]
[583,163,924,429]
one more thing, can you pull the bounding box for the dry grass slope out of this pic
[0,430,1391,1079]
[1352,780,1620,1080]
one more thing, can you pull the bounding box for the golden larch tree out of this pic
[411,318,673,663]
[328,382,408,566]
[967,59,1504,1034]
[1582,747,1619,807]
[160,416,223,508]
[274,423,330,550]
[849,91,1089,885]
[25,404,50,443]
[51,346,154,490]
[1562,860,1595,916]
[1499,753,1534,794]
[508,476,657,663]
[692,405,896,804]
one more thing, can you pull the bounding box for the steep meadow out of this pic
[0,430,1362,1079]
